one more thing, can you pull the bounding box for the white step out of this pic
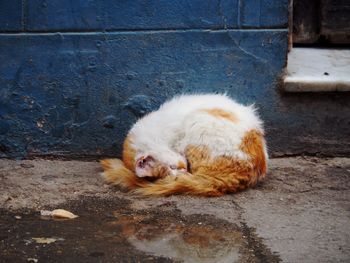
[283,48,350,92]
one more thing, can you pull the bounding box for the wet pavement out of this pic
[0,157,350,262]
[0,197,278,263]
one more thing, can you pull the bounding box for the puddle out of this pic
[112,212,245,263]
[0,197,280,263]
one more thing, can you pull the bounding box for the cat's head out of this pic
[135,154,187,178]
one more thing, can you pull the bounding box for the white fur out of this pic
[128,94,266,174]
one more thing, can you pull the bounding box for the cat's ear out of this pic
[135,155,155,177]
[136,155,155,168]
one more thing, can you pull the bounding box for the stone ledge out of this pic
[284,48,350,92]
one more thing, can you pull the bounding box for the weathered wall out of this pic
[0,0,349,159]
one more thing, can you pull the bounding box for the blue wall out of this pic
[1,1,349,158]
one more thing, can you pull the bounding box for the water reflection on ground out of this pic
[0,197,279,263]
[111,212,247,263]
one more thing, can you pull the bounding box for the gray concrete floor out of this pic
[0,157,349,263]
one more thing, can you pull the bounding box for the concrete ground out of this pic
[0,157,349,263]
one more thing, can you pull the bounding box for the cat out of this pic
[101,94,268,196]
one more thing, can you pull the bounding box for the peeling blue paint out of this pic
[239,0,288,28]
[0,0,288,33]
[123,95,157,118]
[0,119,10,135]
[102,115,117,129]
[0,0,23,31]
[25,0,284,31]
[0,30,288,158]
[1,1,348,158]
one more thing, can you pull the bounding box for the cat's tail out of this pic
[100,159,149,189]
[100,158,238,196]
[132,172,229,197]
[100,158,217,195]
[130,163,256,197]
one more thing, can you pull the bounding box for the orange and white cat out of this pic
[101,94,268,196]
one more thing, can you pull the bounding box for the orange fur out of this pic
[146,164,171,180]
[101,129,267,197]
[177,161,187,170]
[122,135,136,171]
[239,130,267,185]
[101,159,147,189]
[200,108,238,123]
[100,159,116,171]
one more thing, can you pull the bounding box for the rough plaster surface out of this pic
[0,157,349,262]
[1,0,348,158]
[0,30,288,158]
[1,0,288,32]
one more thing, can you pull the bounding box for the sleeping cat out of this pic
[101,94,268,196]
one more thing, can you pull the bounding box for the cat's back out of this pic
[161,94,239,112]
[130,94,262,148]
[133,94,238,128]
[161,94,261,130]
[171,94,265,159]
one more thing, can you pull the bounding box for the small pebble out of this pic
[40,209,78,219]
